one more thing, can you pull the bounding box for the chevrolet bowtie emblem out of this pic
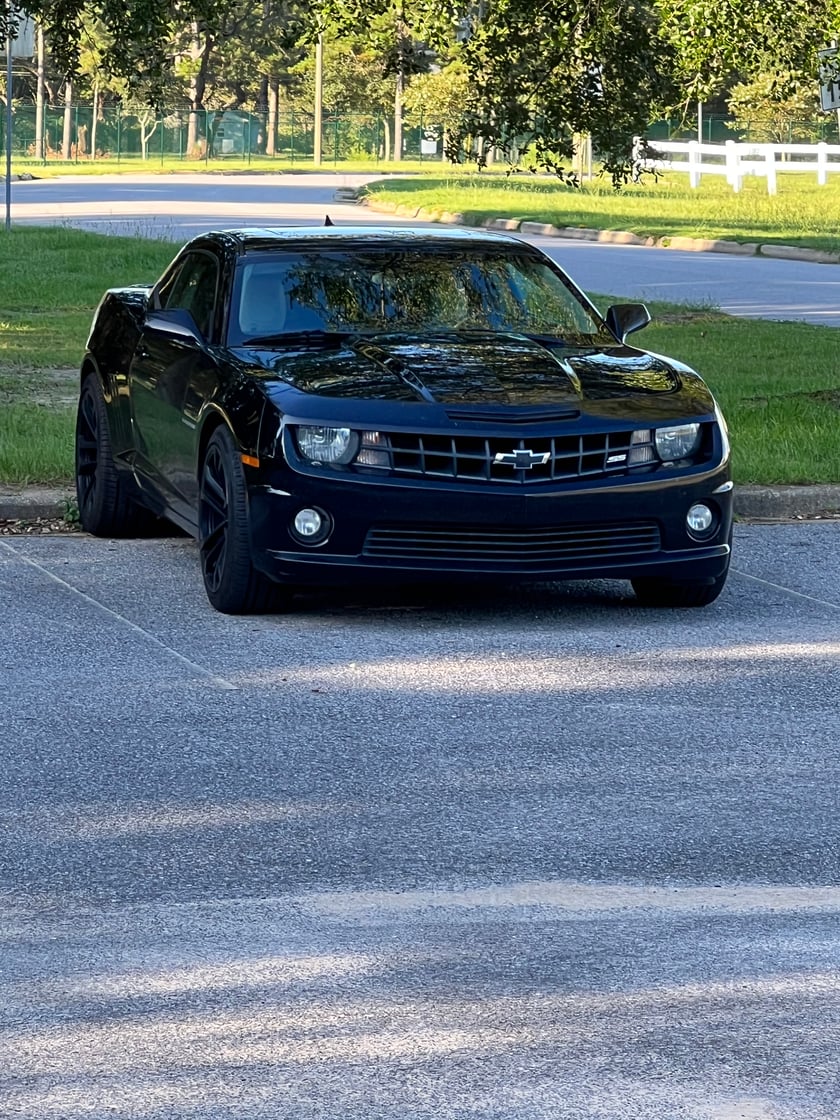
[494,448,551,469]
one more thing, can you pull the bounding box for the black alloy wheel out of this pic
[199,426,285,614]
[75,374,151,537]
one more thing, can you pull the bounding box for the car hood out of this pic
[233,332,714,418]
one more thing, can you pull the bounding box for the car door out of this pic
[129,250,221,519]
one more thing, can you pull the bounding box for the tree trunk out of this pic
[382,117,391,162]
[34,23,45,159]
[267,76,279,157]
[186,22,214,157]
[140,117,157,160]
[90,83,99,159]
[393,68,403,162]
[62,80,73,160]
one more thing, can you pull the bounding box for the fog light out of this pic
[687,503,714,535]
[290,507,332,545]
[294,509,322,537]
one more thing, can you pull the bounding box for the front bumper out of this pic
[246,462,733,587]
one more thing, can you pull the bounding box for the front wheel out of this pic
[631,566,729,608]
[199,426,286,614]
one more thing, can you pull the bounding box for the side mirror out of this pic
[144,307,203,345]
[605,303,651,343]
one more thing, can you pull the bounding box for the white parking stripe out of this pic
[0,539,238,690]
[733,567,840,610]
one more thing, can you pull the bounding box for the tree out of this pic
[2,1,243,102]
[315,0,455,159]
[290,36,397,157]
[402,59,470,155]
[452,0,677,184]
[655,0,840,110]
[727,71,823,143]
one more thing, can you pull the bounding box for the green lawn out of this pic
[363,173,840,253]
[0,228,174,482]
[1,226,838,486]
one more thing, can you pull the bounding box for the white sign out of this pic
[819,47,840,112]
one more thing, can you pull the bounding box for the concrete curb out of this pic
[0,488,75,521]
[734,485,840,520]
[2,485,839,524]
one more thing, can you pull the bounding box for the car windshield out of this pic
[228,248,614,347]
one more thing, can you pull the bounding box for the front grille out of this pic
[363,521,661,566]
[358,430,649,484]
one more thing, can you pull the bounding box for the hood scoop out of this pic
[446,404,580,424]
[346,333,582,407]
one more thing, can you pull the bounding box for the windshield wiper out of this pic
[240,329,356,347]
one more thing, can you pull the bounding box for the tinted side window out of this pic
[159,252,219,339]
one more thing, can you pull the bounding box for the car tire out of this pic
[199,426,286,614]
[631,566,729,608]
[76,374,155,537]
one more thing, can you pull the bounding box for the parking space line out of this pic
[733,568,840,611]
[0,540,238,690]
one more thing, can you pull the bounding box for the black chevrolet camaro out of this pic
[75,225,733,613]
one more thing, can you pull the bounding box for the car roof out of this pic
[200,225,527,255]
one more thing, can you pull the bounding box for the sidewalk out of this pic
[1,484,839,524]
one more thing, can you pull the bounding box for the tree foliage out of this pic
[402,59,469,139]
[727,71,823,143]
[452,0,677,184]
[4,0,247,94]
[655,0,840,107]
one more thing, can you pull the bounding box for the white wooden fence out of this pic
[637,138,840,194]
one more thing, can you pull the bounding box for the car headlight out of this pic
[655,423,701,462]
[296,426,359,465]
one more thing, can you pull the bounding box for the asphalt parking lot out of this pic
[2,522,840,1119]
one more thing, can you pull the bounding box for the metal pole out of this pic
[34,19,43,159]
[5,2,13,232]
[313,32,323,165]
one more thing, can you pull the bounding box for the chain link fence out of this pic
[4,104,447,165]
[648,115,839,145]
[5,103,837,165]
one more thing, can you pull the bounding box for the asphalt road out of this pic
[10,171,840,325]
[2,524,840,1119]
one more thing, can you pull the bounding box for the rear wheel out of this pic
[632,566,729,608]
[199,426,286,614]
[75,374,154,537]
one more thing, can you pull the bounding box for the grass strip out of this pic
[0,227,837,486]
[364,174,840,253]
[0,227,173,484]
[0,405,76,483]
[14,156,445,179]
